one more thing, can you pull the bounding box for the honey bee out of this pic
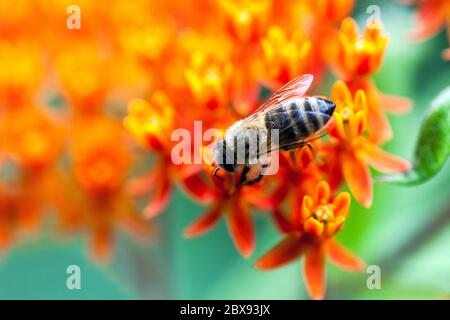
[212,74,336,185]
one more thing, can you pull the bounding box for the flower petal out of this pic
[178,169,214,204]
[380,94,412,114]
[361,140,411,174]
[184,204,223,238]
[144,176,172,218]
[331,80,352,105]
[367,104,393,144]
[300,195,314,224]
[326,239,365,271]
[303,244,326,300]
[319,149,343,192]
[255,235,307,270]
[245,181,289,210]
[315,181,330,204]
[442,48,450,60]
[91,226,113,263]
[409,4,445,42]
[341,151,373,208]
[126,171,157,197]
[354,90,368,113]
[226,197,254,258]
[333,192,351,218]
[120,210,154,241]
[333,112,347,140]
[271,208,293,234]
[325,216,345,237]
[348,110,366,138]
[298,146,314,168]
[304,218,324,237]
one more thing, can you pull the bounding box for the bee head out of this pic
[213,139,237,173]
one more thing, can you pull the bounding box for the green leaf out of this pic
[378,87,450,185]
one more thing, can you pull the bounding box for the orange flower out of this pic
[182,165,255,258]
[0,1,40,37]
[0,156,41,250]
[117,14,175,72]
[261,26,312,85]
[219,0,272,43]
[182,160,284,258]
[124,93,174,152]
[72,118,128,197]
[256,181,365,300]
[328,17,388,80]
[177,30,262,121]
[281,0,354,49]
[0,151,64,252]
[269,147,322,233]
[328,17,412,143]
[185,50,234,110]
[276,0,355,78]
[66,117,151,261]
[305,0,354,23]
[0,107,64,171]
[347,78,412,144]
[0,105,65,252]
[55,41,113,113]
[406,0,450,59]
[328,81,411,207]
[124,93,179,218]
[0,40,42,109]
[0,189,41,251]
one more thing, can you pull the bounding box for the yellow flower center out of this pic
[125,96,173,149]
[313,205,334,222]
[340,104,354,120]
[237,10,251,24]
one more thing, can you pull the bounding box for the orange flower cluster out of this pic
[405,0,450,60]
[120,0,413,298]
[0,0,413,298]
[0,0,155,261]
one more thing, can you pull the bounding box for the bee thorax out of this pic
[213,120,269,171]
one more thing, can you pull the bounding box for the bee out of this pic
[212,74,336,185]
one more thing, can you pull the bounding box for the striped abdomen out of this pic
[264,97,336,149]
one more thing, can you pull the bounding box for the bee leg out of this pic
[238,165,251,185]
[305,143,316,158]
[287,142,315,155]
[246,164,268,185]
[245,173,264,185]
[282,142,305,151]
[289,150,297,166]
[213,167,224,182]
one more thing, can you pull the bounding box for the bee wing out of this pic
[245,74,314,122]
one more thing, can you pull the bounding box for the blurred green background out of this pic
[0,0,449,299]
